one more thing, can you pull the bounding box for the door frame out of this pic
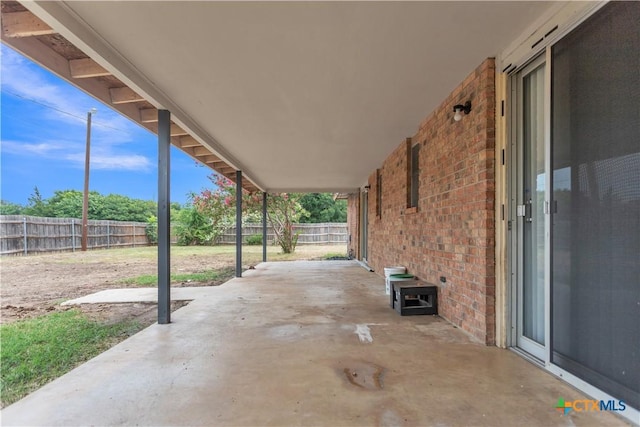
[508,50,551,364]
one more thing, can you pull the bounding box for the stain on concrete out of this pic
[379,408,405,427]
[355,324,373,343]
[266,324,305,341]
[342,361,384,390]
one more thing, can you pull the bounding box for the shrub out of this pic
[174,207,214,246]
[245,234,262,245]
[145,215,158,245]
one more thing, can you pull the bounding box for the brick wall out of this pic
[346,193,359,260]
[366,58,496,344]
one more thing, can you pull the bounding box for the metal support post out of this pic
[236,170,242,277]
[157,109,171,324]
[262,192,267,262]
[23,217,27,255]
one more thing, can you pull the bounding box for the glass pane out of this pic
[523,64,546,345]
[551,1,640,409]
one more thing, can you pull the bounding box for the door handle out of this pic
[525,199,533,223]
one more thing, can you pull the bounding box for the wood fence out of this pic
[0,216,348,256]
[0,215,149,255]
[219,223,348,245]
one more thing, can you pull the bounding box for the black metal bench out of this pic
[390,281,438,316]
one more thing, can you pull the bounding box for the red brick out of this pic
[347,58,496,345]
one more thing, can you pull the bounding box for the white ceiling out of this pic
[28,1,556,192]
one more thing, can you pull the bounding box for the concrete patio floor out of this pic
[1,261,627,426]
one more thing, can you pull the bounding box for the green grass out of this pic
[120,267,234,287]
[323,252,348,260]
[24,244,347,266]
[0,310,142,407]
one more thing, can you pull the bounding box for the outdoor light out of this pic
[363,185,371,193]
[453,101,472,121]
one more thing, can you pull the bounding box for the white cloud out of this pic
[65,152,152,171]
[2,139,152,172]
[1,45,141,143]
[1,140,71,156]
[1,46,154,173]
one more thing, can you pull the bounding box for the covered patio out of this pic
[2,1,638,422]
[1,261,623,426]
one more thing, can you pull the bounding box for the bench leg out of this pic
[389,282,395,308]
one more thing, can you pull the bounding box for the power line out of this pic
[1,89,130,134]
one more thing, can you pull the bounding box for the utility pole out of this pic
[81,108,97,251]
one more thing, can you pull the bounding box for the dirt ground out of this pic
[0,244,346,325]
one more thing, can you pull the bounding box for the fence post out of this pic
[71,219,76,252]
[132,223,136,247]
[23,217,28,255]
[107,222,110,249]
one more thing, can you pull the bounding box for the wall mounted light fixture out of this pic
[363,185,371,193]
[453,101,472,121]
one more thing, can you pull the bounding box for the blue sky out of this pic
[0,44,214,206]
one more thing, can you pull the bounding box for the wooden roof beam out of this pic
[192,146,213,157]
[139,108,157,123]
[195,157,233,173]
[202,158,227,167]
[217,168,237,175]
[177,136,200,148]
[170,123,187,137]
[141,113,186,136]
[209,161,229,168]
[69,58,111,78]
[199,156,233,170]
[197,155,217,163]
[2,11,55,38]
[109,86,144,104]
[219,170,238,179]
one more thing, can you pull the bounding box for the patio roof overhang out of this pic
[2,0,559,193]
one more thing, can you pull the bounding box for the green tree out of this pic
[97,194,156,222]
[266,193,307,253]
[44,190,85,218]
[299,193,347,223]
[0,200,25,215]
[192,173,308,253]
[190,176,238,244]
[174,206,215,246]
[24,187,50,216]
[20,189,159,222]
[39,190,101,219]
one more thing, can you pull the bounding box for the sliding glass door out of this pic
[550,1,639,410]
[510,1,639,411]
[514,56,547,361]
